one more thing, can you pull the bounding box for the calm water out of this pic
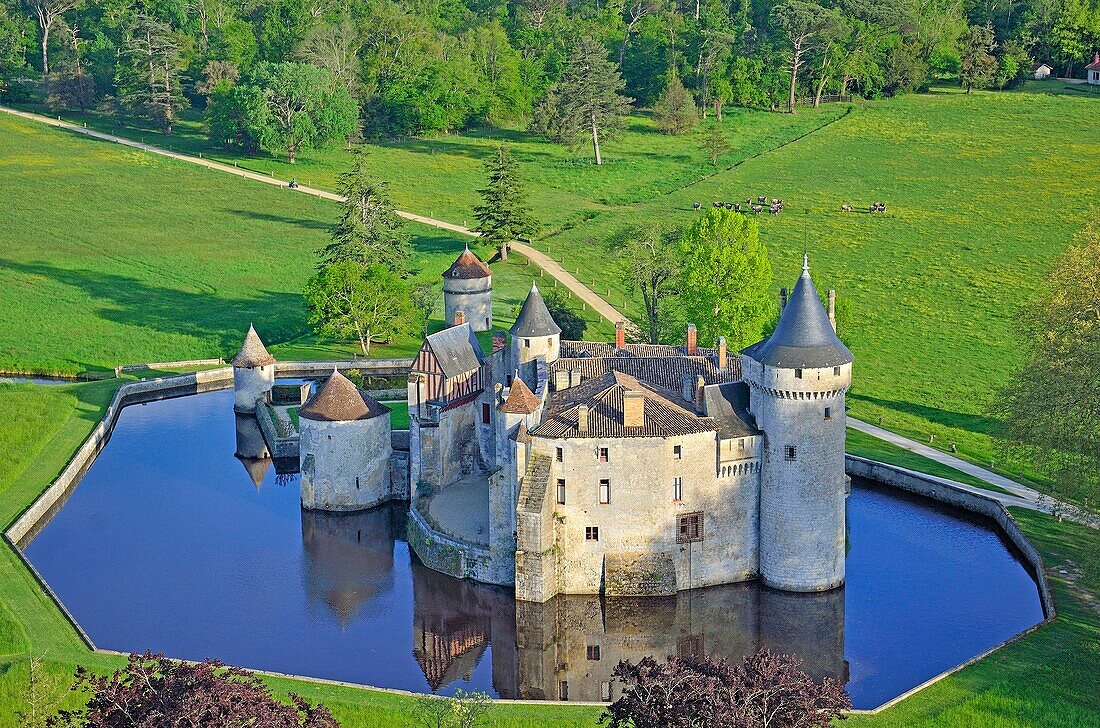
[23,389,1044,708]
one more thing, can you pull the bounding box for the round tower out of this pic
[232,324,275,413]
[510,283,562,365]
[299,369,393,511]
[442,245,493,331]
[743,255,853,592]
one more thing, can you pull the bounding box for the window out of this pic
[482,403,491,424]
[484,317,490,328]
[678,635,704,658]
[599,479,611,504]
[677,512,704,543]
[524,338,530,348]
[547,337,553,346]
[785,445,797,461]
[585,526,599,541]
[556,447,563,462]
[795,368,803,379]
[598,447,609,462]
[586,645,601,661]
[600,681,612,702]
[673,444,682,459]
[557,479,566,505]
[833,366,841,376]
[558,681,569,701]
[355,476,360,491]
[824,407,832,420]
[673,477,683,501]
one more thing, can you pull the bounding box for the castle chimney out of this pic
[622,390,644,428]
[555,369,570,391]
[615,321,626,350]
[454,310,466,326]
[577,404,589,434]
[570,370,583,388]
[717,336,728,371]
[695,375,706,413]
[780,287,788,309]
[682,375,694,403]
[827,289,836,331]
[686,324,698,355]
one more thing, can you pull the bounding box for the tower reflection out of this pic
[234,414,271,488]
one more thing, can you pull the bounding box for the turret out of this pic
[232,325,275,413]
[442,245,493,331]
[510,283,561,365]
[742,255,853,592]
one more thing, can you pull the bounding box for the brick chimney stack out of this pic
[577,404,589,434]
[827,289,837,331]
[686,323,698,355]
[717,336,728,371]
[454,310,466,326]
[615,321,626,350]
[780,287,788,309]
[622,390,644,428]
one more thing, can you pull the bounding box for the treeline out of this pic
[1,0,1097,145]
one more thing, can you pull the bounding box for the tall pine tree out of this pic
[115,12,186,132]
[318,149,411,274]
[472,145,536,262]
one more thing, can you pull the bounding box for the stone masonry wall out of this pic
[300,415,392,511]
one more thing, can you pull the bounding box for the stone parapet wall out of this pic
[255,403,299,459]
[407,506,503,584]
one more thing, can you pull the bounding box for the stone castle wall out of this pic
[300,415,393,511]
[444,276,493,331]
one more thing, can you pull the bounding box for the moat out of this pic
[22,387,1044,709]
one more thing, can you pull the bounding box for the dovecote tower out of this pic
[232,324,275,413]
[442,245,493,332]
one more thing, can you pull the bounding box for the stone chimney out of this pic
[686,324,698,355]
[827,289,836,332]
[682,375,694,403]
[695,375,706,413]
[570,370,583,388]
[454,310,466,326]
[577,404,589,434]
[780,287,788,309]
[555,369,571,391]
[615,321,626,350]
[717,336,728,371]
[622,391,644,428]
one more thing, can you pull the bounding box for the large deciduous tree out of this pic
[609,223,683,344]
[772,1,832,113]
[993,222,1100,506]
[532,36,633,165]
[472,144,536,261]
[51,652,339,727]
[602,648,851,728]
[542,287,587,341]
[677,207,772,349]
[25,0,79,76]
[318,149,411,274]
[305,262,417,356]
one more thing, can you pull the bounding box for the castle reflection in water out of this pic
[299,502,846,702]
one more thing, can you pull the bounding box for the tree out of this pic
[297,16,363,94]
[472,145,536,262]
[701,120,730,165]
[542,286,587,340]
[993,222,1100,506]
[532,36,633,165]
[958,23,997,92]
[317,149,411,274]
[677,207,773,349]
[195,59,239,102]
[15,654,65,727]
[653,69,698,134]
[115,13,187,133]
[304,262,417,356]
[209,62,357,163]
[51,652,339,727]
[411,281,440,336]
[609,223,682,344]
[25,0,79,76]
[602,648,850,728]
[413,689,491,728]
[772,1,830,113]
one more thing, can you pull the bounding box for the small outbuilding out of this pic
[1032,63,1053,80]
[299,369,392,511]
[1087,53,1100,85]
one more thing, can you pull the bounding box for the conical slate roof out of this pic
[299,370,390,422]
[749,256,854,369]
[232,325,276,367]
[443,245,491,279]
[500,376,541,414]
[510,283,561,337]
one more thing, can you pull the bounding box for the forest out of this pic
[1,0,1098,148]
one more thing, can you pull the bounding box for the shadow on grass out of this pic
[227,210,333,232]
[850,393,999,436]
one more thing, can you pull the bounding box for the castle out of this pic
[232,248,853,603]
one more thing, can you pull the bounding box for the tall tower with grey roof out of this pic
[510,283,561,365]
[742,255,853,592]
[442,245,493,331]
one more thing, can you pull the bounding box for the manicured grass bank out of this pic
[1,380,1095,726]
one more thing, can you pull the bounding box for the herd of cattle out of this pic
[693,196,786,215]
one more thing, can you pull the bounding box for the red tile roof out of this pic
[443,246,491,279]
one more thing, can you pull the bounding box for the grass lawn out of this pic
[384,401,409,430]
[0,379,1096,726]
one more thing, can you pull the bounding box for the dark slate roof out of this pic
[531,371,718,439]
[747,256,854,369]
[442,245,491,279]
[426,323,484,379]
[500,377,541,414]
[559,341,720,359]
[510,284,561,337]
[703,382,760,438]
[232,325,275,367]
[550,354,739,394]
[299,370,390,422]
